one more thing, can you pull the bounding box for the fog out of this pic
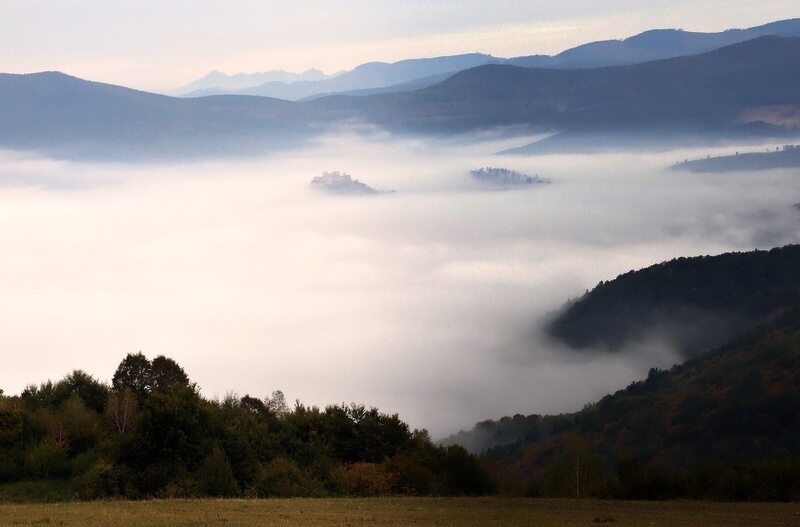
[1,134,799,437]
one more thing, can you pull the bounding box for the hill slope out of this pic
[465,307,800,500]
[673,145,800,172]
[546,244,800,357]
[0,72,309,159]
[447,245,800,498]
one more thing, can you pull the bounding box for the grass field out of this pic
[1,498,799,527]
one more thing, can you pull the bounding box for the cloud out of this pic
[0,134,798,436]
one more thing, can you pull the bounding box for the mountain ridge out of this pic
[3,36,800,159]
[180,53,503,100]
[175,18,800,101]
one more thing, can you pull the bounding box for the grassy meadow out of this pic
[1,498,799,527]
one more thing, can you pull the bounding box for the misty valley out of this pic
[2,133,799,499]
[1,18,800,503]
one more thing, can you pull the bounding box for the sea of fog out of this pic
[1,133,799,437]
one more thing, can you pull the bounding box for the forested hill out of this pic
[443,246,800,499]
[473,307,800,499]
[546,244,800,357]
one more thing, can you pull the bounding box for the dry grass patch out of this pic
[0,498,799,527]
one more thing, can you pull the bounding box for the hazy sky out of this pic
[2,1,798,92]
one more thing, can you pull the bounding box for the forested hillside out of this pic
[477,307,800,500]
[546,244,800,356]
[444,245,800,500]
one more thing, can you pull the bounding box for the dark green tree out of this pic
[112,352,152,403]
[195,446,240,497]
[150,355,190,394]
[127,383,213,494]
[54,370,110,414]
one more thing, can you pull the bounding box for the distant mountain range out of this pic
[309,36,800,139]
[174,68,330,95]
[2,31,800,159]
[175,18,800,101]
[179,53,504,100]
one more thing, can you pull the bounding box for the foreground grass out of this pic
[2,498,800,527]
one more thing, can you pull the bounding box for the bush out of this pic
[195,447,240,497]
[250,457,320,498]
[74,459,133,499]
[23,439,68,479]
[333,462,394,496]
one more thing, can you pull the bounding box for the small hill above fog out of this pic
[310,171,384,195]
[470,167,549,186]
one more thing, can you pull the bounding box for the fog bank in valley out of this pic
[1,134,799,437]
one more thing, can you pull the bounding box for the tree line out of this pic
[0,352,492,499]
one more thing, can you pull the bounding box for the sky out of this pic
[1,1,798,92]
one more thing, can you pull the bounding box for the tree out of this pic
[195,446,240,497]
[58,394,104,456]
[439,445,495,496]
[55,370,110,414]
[266,390,289,415]
[128,384,212,477]
[150,355,189,394]
[112,353,152,402]
[104,388,138,434]
[540,436,601,498]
